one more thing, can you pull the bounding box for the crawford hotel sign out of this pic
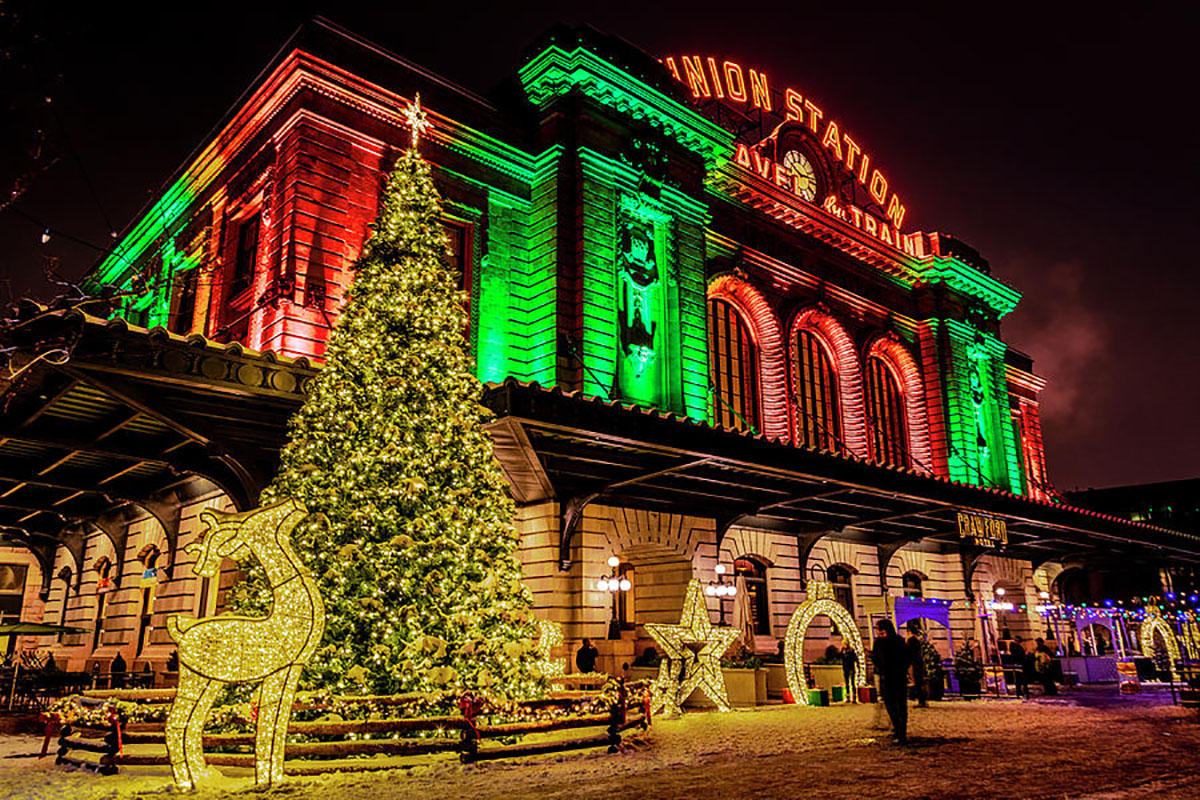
[663,55,925,258]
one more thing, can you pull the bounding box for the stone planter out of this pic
[685,667,760,707]
[630,665,767,707]
[765,663,788,699]
[629,665,659,683]
[809,664,846,693]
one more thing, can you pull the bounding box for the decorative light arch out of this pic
[787,306,867,457]
[783,580,867,704]
[1140,605,1181,680]
[865,334,931,474]
[707,274,788,441]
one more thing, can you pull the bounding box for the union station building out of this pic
[2,20,1196,677]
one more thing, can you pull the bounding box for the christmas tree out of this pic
[234,142,542,700]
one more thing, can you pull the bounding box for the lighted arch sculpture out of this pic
[707,274,788,441]
[1139,605,1181,680]
[788,306,867,457]
[865,334,932,474]
[784,580,867,704]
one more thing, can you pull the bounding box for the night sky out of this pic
[2,2,1197,491]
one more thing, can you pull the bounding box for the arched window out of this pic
[865,356,908,468]
[708,299,760,433]
[735,557,771,636]
[902,572,924,598]
[793,330,841,452]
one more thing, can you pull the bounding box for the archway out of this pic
[1139,605,1180,680]
[783,580,866,704]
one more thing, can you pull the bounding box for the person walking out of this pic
[1009,636,1030,698]
[873,619,911,745]
[1034,643,1058,696]
[906,620,927,708]
[840,640,859,702]
[575,637,599,674]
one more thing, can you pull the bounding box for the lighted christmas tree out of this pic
[235,137,542,700]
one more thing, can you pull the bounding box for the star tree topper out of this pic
[403,92,432,149]
[644,579,740,714]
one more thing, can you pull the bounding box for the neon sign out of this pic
[662,55,907,231]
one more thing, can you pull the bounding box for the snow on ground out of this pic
[2,690,1199,799]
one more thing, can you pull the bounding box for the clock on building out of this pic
[782,149,818,201]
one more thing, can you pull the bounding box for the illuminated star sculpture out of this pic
[645,580,740,714]
[403,92,432,149]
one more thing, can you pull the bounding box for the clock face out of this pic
[782,149,818,201]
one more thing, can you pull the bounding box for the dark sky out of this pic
[2,1,1197,491]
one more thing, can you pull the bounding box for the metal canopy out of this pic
[0,306,316,596]
[482,379,1200,579]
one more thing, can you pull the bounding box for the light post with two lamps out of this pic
[705,564,737,626]
[597,556,631,640]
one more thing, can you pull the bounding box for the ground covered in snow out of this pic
[3,689,1200,799]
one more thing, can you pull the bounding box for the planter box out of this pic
[629,665,659,683]
[765,663,788,699]
[809,664,846,692]
[686,667,757,708]
[630,665,767,707]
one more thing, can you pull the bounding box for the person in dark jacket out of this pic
[906,620,927,708]
[1010,636,1030,698]
[575,638,599,673]
[840,641,859,702]
[873,619,911,744]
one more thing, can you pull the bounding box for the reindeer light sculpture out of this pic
[166,498,325,789]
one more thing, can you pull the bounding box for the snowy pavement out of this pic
[2,692,1199,799]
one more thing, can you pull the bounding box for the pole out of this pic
[8,659,19,710]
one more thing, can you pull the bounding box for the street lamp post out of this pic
[597,556,631,640]
[705,564,737,626]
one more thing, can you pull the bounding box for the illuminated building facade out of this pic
[2,20,1196,675]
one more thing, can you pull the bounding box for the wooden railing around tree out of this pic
[50,680,649,775]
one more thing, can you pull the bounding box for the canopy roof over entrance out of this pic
[0,305,316,595]
[482,379,1200,589]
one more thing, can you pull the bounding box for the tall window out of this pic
[708,299,760,432]
[865,356,908,468]
[794,330,841,451]
[827,565,854,635]
[56,570,71,641]
[230,213,261,296]
[735,557,771,636]
[617,563,635,630]
[442,220,470,292]
[171,268,198,335]
[92,591,109,652]
[902,572,924,598]
[136,587,155,656]
[0,565,27,658]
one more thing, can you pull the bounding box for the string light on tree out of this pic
[534,619,566,679]
[229,115,543,702]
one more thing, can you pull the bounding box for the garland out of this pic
[45,679,642,740]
